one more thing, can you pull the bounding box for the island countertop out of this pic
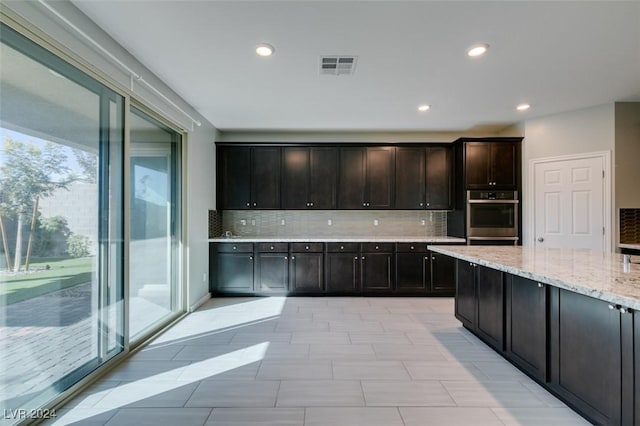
[427,245,640,310]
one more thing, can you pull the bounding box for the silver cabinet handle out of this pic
[233,246,237,250]
[310,202,314,207]
[432,256,436,260]
[426,203,430,207]
[362,256,366,260]
[340,246,345,250]
[291,256,295,260]
[354,256,358,260]
[538,283,544,288]
[410,246,415,250]
[608,304,616,310]
[375,245,380,250]
[620,306,628,314]
[305,246,310,250]
[270,245,274,250]
[249,256,253,260]
[253,202,257,207]
[285,256,288,260]
[419,202,424,207]
[246,202,250,207]
[363,202,367,207]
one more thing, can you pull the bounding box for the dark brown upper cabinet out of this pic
[395,147,425,209]
[338,146,395,209]
[283,147,337,209]
[218,146,281,209]
[465,141,517,189]
[395,146,452,210]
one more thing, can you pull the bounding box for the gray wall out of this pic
[614,102,640,246]
[522,103,616,247]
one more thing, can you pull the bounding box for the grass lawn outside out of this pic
[0,257,94,305]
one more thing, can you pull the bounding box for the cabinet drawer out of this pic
[257,242,289,252]
[396,243,428,253]
[290,242,323,253]
[216,243,253,253]
[362,242,394,253]
[327,243,360,253]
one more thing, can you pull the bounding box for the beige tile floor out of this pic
[44,297,590,425]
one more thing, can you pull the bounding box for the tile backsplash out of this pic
[217,210,447,238]
[620,208,640,244]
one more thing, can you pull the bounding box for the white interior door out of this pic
[533,155,605,251]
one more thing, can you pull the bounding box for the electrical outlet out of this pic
[240,219,246,226]
[202,273,207,282]
[327,219,332,226]
[251,219,256,226]
[374,219,379,226]
[421,220,426,226]
[281,219,286,226]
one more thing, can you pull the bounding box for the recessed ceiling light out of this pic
[467,43,489,57]
[417,104,431,112]
[516,103,531,111]
[255,43,274,57]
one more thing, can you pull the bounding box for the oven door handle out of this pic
[468,199,519,204]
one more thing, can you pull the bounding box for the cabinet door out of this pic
[430,251,455,293]
[396,252,429,292]
[634,310,640,425]
[465,142,491,188]
[216,253,254,293]
[219,147,251,209]
[325,252,360,293]
[507,275,546,380]
[290,252,323,293]
[425,146,452,209]
[476,265,504,350]
[338,147,366,209]
[282,147,309,209]
[395,147,425,209]
[455,260,476,329]
[550,289,621,425]
[366,147,395,208]
[362,253,393,291]
[257,253,288,292]
[252,147,281,209]
[491,142,517,189]
[309,147,338,209]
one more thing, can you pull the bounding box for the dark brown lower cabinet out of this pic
[633,311,640,426]
[475,266,504,351]
[362,243,394,292]
[396,243,429,293]
[211,243,254,294]
[505,275,547,381]
[290,246,324,294]
[257,246,289,292]
[455,260,476,329]
[430,251,456,293]
[325,243,360,294]
[549,288,621,425]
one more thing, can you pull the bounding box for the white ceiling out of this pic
[72,1,640,132]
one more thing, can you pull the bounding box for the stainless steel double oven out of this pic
[466,190,519,245]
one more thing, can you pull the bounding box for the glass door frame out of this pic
[126,100,187,348]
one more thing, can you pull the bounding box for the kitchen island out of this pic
[427,245,639,426]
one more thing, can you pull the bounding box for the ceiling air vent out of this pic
[320,56,357,76]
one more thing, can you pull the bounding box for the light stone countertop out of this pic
[209,236,466,243]
[427,245,640,310]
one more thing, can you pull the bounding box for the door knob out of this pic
[537,237,544,242]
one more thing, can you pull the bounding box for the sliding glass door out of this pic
[129,108,181,340]
[0,24,124,421]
